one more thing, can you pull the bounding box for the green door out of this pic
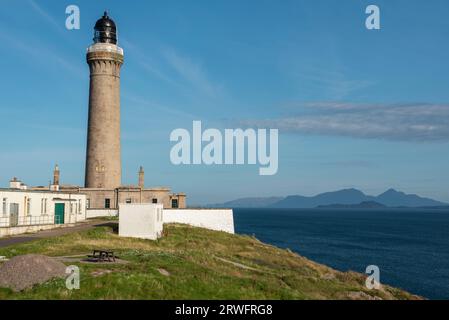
[55,203,65,224]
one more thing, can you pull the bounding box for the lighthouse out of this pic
[85,12,124,189]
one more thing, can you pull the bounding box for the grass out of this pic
[0,223,420,300]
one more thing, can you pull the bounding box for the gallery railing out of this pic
[0,215,61,228]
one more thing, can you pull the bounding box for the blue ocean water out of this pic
[233,208,449,299]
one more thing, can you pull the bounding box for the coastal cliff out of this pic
[0,223,420,300]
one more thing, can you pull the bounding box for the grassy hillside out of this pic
[0,223,420,300]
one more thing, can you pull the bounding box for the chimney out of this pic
[50,164,60,191]
[53,164,60,186]
[138,166,144,188]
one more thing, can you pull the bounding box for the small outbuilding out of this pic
[0,178,87,237]
[118,203,163,240]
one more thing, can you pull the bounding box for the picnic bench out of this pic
[87,250,116,262]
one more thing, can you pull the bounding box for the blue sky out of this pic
[0,0,448,204]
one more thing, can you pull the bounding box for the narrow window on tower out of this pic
[172,199,179,209]
[105,198,111,209]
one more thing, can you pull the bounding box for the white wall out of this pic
[119,204,163,240]
[164,209,234,234]
[0,222,78,237]
[86,209,118,219]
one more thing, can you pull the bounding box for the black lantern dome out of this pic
[93,11,117,44]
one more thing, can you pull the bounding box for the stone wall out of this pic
[83,189,116,209]
[82,188,185,209]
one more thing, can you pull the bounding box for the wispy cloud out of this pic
[239,102,449,142]
[28,0,64,34]
[0,29,83,77]
[0,1,82,77]
[122,93,197,119]
[291,66,374,100]
[162,47,224,98]
[0,28,82,78]
[121,39,182,87]
[121,39,225,100]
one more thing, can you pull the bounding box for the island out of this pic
[317,201,387,209]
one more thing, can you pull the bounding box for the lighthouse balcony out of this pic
[87,43,124,55]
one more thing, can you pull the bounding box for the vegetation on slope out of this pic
[0,223,419,300]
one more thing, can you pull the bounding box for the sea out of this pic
[233,208,449,300]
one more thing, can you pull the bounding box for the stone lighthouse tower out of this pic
[85,12,124,188]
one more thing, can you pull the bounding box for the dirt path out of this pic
[0,220,108,248]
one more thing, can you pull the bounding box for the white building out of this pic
[119,203,164,240]
[0,178,87,237]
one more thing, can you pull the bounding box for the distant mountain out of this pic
[375,188,446,207]
[209,197,284,208]
[317,201,387,209]
[210,188,448,209]
[271,188,374,208]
